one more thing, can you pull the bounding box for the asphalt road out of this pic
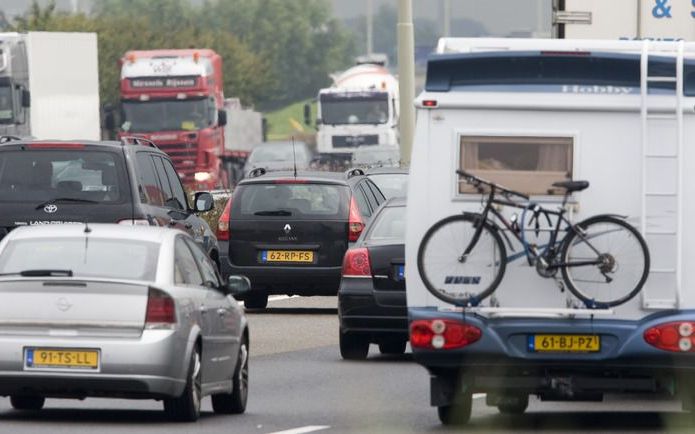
[0,296,694,433]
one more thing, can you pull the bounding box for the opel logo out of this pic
[55,297,73,312]
[43,204,58,214]
[283,224,292,234]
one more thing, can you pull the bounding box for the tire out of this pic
[244,291,268,309]
[10,396,45,411]
[212,334,249,414]
[378,340,407,355]
[561,215,650,308]
[497,394,528,415]
[418,213,507,306]
[164,346,202,422]
[339,331,369,360]
[437,392,472,426]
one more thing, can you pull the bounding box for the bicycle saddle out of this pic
[552,180,589,192]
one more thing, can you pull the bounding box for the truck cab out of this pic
[117,49,228,190]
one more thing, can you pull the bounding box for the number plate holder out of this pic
[529,334,600,353]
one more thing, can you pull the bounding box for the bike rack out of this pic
[439,306,614,319]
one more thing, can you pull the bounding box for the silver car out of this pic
[0,224,250,422]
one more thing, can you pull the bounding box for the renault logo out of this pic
[43,204,58,214]
[283,224,292,234]
[55,297,73,312]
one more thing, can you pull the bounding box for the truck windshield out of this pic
[320,92,389,125]
[0,86,13,124]
[121,97,215,133]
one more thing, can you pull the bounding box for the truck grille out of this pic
[332,135,379,148]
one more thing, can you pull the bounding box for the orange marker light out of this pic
[193,52,200,63]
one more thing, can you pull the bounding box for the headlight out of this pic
[194,171,212,182]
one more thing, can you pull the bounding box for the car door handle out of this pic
[199,305,209,314]
[216,308,227,316]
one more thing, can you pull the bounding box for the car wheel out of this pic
[212,335,249,414]
[10,396,45,411]
[497,394,528,415]
[437,392,472,426]
[164,346,202,422]
[244,292,268,309]
[340,331,369,360]
[378,340,407,355]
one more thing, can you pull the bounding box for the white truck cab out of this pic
[406,38,695,425]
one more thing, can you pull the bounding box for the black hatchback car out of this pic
[0,136,219,262]
[224,168,386,309]
[338,197,407,360]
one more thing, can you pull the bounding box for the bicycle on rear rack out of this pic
[417,170,650,309]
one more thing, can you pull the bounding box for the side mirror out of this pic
[303,103,311,125]
[226,275,251,298]
[218,109,227,127]
[21,89,30,108]
[193,191,214,213]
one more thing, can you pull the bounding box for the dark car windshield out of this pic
[0,238,160,281]
[320,92,389,125]
[121,97,215,133]
[0,150,128,204]
[368,173,408,199]
[366,206,406,242]
[0,85,13,124]
[232,183,349,220]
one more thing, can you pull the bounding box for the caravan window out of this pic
[458,135,572,196]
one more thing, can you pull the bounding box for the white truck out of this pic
[222,97,264,184]
[0,32,100,141]
[407,37,695,425]
[309,57,399,164]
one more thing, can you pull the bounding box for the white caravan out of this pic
[0,32,100,140]
[406,38,695,425]
[313,59,399,161]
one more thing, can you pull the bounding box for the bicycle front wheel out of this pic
[417,214,507,306]
[561,215,650,308]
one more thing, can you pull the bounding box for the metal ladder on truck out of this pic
[639,40,686,310]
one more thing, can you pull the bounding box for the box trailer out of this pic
[406,38,695,425]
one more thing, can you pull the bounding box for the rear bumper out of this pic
[409,307,695,405]
[224,259,342,296]
[0,330,188,399]
[338,277,408,340]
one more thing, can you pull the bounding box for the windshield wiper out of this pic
[35,197,99,210]
[0,269,73,277]
[254,210,293,216]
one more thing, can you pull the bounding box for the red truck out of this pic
[117,49,231,190]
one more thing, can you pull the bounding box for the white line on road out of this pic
[266,426,331,434]
[268,295,298,302]
[473,393,486,399]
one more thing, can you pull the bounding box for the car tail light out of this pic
[644,321,695,352]
[217,198,232,241]
[348,197,364,242]
[410,319,481,350]
[342,247,372,277]
[145,287,176,328]
[118,219,150,226]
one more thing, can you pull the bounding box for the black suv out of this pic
[224,168,386,308]
[0,137,219,262]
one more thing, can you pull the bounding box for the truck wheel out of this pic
[244,292,268,309]
[498,394,528,415]
[378,340,406,355]
[438,391,472,426]
[212,335,248,414]
[340,331,369,360]
[10,396,45,410]
[163,346,202,422]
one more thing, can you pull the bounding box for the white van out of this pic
[405,38,695,425]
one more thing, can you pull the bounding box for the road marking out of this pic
[268,295,298,302]
[473,393,486,399]
[266,426,330,434]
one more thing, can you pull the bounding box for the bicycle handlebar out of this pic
[456,169,530,201]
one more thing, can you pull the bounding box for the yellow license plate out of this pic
[530,335,600,352]
[25,348,99,369]
[262,250,314,263]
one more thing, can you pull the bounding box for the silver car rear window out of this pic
[366,206,406,242]
[0,238,160,281]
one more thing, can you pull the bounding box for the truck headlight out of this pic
[194,172,212,182]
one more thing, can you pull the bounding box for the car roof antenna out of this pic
[291,136,298,178]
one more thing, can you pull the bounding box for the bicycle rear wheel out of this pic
[560,215,650,308]
[417,214,507,306]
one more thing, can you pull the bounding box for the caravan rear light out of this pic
[644,321,695,352]
[342,248,372,277]
[217,198,232,241]
[348,197,364,242]
[410,319,481,350]
[422,100,438,108]
[145,287,176,329]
